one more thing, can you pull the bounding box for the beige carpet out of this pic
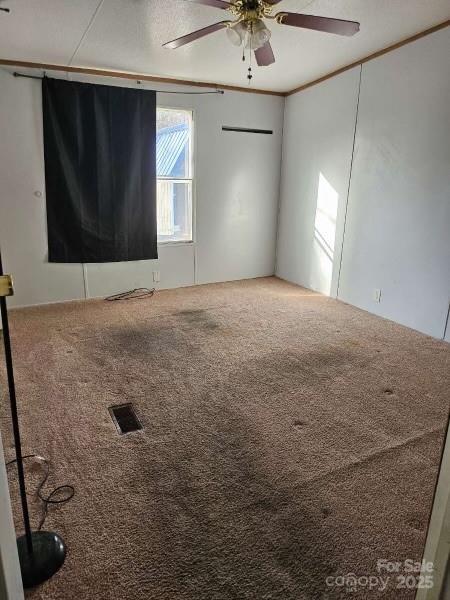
[0,277,449,600]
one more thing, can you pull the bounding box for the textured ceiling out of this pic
[0,0,449,92]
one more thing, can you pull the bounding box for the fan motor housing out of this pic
[229,0,273,21]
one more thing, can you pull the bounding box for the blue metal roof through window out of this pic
[156,123,189,178]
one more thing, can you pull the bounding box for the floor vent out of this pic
[109,403,142,435]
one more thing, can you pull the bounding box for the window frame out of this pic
[156,106,195,246]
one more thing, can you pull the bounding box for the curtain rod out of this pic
[12,72,225,95]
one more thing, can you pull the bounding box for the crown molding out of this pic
[0,59,285,97]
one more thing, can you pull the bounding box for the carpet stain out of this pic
[176,308,221,331]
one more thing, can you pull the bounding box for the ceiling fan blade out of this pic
[276,12,360,36]
[255,42,275,66]
[264,0,283,4]
[184,0,231,8]
[163,21,230,49]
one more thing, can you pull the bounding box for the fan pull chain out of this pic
[247,23,253,84]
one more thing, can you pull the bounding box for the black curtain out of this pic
[42,78,157,263]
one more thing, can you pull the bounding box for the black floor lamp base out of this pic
[17,531,66,589]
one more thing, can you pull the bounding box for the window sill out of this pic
[157,240,195,247]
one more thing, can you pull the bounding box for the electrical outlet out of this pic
[373,288,382,303]
[153,271,160,283]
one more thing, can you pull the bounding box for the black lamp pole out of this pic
[0,247,66,589]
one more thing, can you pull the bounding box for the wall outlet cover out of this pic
[153,271,160,283]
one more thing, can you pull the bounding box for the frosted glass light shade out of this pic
[244,20,271,50]
[226,21,247,46]
[253,21,271,49]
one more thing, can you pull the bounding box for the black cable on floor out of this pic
[105,287,156,302]
[6,454,74,531]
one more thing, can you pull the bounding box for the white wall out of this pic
[0,69,284,307]
[338,27,450,339]
[276,26,450,341]
[276,66,360,298]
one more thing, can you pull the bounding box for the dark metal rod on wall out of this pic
[222,126,273,135]
[0,250,34,556]
[12,72,225,94]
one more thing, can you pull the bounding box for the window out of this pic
[156,108,193,243]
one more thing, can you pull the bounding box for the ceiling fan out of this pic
[163,0,360,81]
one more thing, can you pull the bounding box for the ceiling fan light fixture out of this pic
[227,19,270,50]
[245,19,271,50]
[226,21,247,46]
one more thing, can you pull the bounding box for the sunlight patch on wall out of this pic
[312,173,339,295]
